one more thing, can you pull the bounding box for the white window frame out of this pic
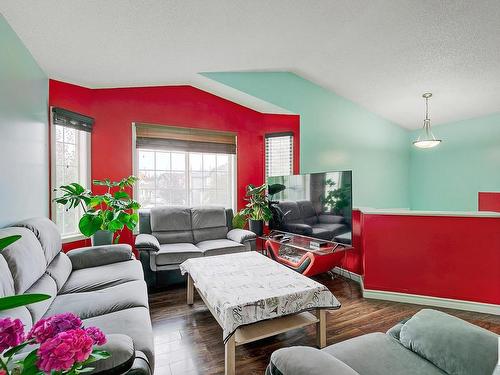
[131,123,237,213]
[265,133,294,178]
[50,108,91,243]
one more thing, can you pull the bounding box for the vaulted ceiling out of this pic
[1,0,499,128]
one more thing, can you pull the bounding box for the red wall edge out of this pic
[478,192,500,213]
[49,80,300,247]
[363,213,500,304]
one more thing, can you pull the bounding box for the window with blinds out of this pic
[265,133,294,178]
[134,124,236,210]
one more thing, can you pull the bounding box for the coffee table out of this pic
[180,252,340,375]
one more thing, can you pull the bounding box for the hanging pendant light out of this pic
[413,93,441,148]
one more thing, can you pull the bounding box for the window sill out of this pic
[61,234,88,244]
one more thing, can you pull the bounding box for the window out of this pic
[50,108,92,240]
[134,124,237,210]
[136,150,235,209]
[265,133,294,177]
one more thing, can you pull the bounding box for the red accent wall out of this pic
[478,192,500,213]
[362,213,500,304]
[49,80,300,247]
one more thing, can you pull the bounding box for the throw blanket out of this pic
[180,252,340,342]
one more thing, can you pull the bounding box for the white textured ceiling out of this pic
[1,0,500,128]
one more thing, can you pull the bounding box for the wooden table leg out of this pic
[225,334,236,375]
[187,274,194,305]
[316,309,327,348]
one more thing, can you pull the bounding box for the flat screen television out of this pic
[267,171,352,244]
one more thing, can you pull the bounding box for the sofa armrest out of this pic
[135,233,161,252]
[68,244,133,270]
[283,223,313,236]
[267,346,359,375]
[227,228,256,244]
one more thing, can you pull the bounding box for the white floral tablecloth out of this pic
[180,251,340,342]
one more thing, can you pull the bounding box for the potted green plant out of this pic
[53,176,140,245]
[234,184,273,236]
[323,179,351,214]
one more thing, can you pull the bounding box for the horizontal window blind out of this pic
[265,132,293,177]
[135,124,236,154]
[52,107,94,133]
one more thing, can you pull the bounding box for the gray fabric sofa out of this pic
[267,309,499,375]
[0,217,154,375]
[275,200,350,240]
[135,206,256,289]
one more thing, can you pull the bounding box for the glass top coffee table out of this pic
[262,230,352,276]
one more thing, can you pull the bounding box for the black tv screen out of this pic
[267,171,352,244]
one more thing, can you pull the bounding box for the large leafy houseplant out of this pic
[0,236,110,374]
[53,176,140,243]
[323,179,351,214]
[234,184,273,235]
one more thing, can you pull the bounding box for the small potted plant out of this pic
[234,184,273,236]
[53,176,140,245]
[323,179,351,215]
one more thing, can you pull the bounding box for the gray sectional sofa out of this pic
[267,309,499,375]
[275,200,350,240]
[0,217,154,374]
[135,206,256,289]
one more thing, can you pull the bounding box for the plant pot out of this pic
[91,230,113,246]
[249,220,264,236]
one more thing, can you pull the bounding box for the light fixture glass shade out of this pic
[413,93,442,148]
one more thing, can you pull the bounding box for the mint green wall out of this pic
[409,113,500,211]
[0,15,48,226]
[203,72,410,209]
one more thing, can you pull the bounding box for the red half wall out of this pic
[478,192,500,213]
[50,80,300,247]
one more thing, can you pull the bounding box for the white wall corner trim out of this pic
[363,289,500,316]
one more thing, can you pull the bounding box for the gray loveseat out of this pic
[275,200,350,240]
[0,217,154,374]
[267,309,499,375]
[135,206,256,289]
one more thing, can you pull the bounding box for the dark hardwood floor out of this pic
[149,274,500,375]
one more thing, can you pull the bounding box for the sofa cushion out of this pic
[45,280,148,319]
[399,309,499,375]
[68,244,133,270]
[24,274,57,322]
[324,332,446,375]
[0,255,14,297]
[311,226,334,240]
[59,259,144,294]
[151,206,194,244]
[192,207,228,243]
[14,217,62,264]
[0,227,46,294]
[196,239,246,256]
[315,223,348,237]
[83,307,154,370]
[156,243,202,266]
[151,206,192,231]
[278,201,303,224]
[297,201,318,226]
[45,252,72,291]
[269,346,359,375]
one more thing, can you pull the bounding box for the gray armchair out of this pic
[135,206,256,289]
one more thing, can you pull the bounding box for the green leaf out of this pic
[232,213,246,229]
[79,214,103,237]
[89,196,103,208]
[113,191,130,200]
[108,219,124,232]
[0,294,51,311]
[0,235,21,251]
[3,341,30,358]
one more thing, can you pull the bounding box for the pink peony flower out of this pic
[85,327,107,346]
[0,318,25,352]
[0,370,6,375]
[28,313,82,343]
[36,328,93,373]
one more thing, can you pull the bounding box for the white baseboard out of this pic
[331,267,364,287]
[363,289,500,316]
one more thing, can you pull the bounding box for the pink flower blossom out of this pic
[36,328,93,373]
[85,327,107,346]
[0,318,25,352]
[0,370,6,375]
[28,313,82,343]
